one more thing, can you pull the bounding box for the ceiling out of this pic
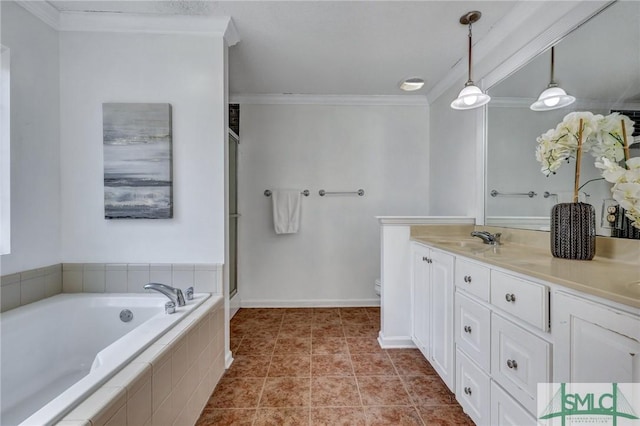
[48,1,518,98]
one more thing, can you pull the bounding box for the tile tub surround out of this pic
[196,307,474,426]
[59,295,225,426]
[62,263,222,295]
[0,264,62,312]
[411,225,640,308]
[1,263,222,312]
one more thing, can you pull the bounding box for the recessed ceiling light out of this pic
[400,78,425,91]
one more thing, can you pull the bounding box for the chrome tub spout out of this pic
[144,283,186,307]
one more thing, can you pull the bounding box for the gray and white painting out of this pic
[103,103,173,219]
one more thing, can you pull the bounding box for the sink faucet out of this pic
[470,231,502,245]
[144,283,186,307]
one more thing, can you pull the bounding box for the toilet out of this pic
[374,278,381,297]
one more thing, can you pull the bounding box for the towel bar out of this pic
[319,189,365,197]
[264,189,309,197]
[490,189,536,198]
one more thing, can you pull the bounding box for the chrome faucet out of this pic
[470,231,502,245]
[144,283,186,307]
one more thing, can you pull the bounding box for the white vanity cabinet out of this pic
[406,237,639,426]
[453,256,550,425]
[553,291,640,384]
[410,242,455,391]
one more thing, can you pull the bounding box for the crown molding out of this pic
[58,12,235,39]
[490,97,640,111]
[229,93,429,106]
[14,2,239,43]
[16,1,60,29]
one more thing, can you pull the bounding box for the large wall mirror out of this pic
[485,1,640,237]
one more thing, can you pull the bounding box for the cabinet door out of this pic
[554,291,640,383]
[491,381,537,426]
[456,349,490,425]
[455,291,491,372]
[491,313,551,414]
[430,250,456,392]
[411,243,431,359]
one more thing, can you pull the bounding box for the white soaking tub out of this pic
[0,292,210,426]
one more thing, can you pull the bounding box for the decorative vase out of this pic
[550,202,596,260]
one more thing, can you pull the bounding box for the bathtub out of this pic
[0,292,211,426]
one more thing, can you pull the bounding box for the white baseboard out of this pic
[240,298,381,308]
[377,332,416,349]
[225,350,234,369]
[230,293,240,319]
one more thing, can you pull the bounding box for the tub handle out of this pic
[165,301,176,315]
[185,287,194,301]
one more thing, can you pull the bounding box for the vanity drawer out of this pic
[490,271,549,331]
[456,349,490,426]
[455,291,491,371]
[455,258,490,302]
[490,381,537,425]
[491,313,551,415]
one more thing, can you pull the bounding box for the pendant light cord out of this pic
[467,23,473,85]
[549,46,556,86]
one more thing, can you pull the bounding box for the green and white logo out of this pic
[538,383,640,425]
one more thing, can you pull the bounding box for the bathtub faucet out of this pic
[144,283,186,307]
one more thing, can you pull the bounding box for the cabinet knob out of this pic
[464,386,472,395]
[464,275,472,283]
[505,293,516,303]
[463,325,472,334]
[507,359,518,370]
[422,256,428,262]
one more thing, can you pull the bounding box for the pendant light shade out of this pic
[451,11,490,110]
[530,47,575,111]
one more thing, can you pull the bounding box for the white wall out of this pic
[59,31,226,264]
[0,2,61,275]
[428,83,479,217]
[238,103,430,305]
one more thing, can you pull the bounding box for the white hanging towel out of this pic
[272,189,302,234]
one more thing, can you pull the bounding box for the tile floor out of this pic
[196,307,474,425]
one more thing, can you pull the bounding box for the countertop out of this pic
[411,235,640,310]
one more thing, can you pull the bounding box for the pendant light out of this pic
[451,11,490,110]
[530,46,575,111]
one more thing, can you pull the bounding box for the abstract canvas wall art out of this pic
[103,103,173,219]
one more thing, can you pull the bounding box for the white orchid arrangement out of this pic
[535,111,639,229]
[596,155,640,230]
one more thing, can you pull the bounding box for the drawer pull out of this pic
[464,325,472,334]
[464,386,472,395]
[464,275,472,283]
[505,293,516,302]
[506,359,518,370]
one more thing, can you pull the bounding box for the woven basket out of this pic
[550,202,596,260]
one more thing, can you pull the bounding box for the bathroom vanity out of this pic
[378,218,640,425]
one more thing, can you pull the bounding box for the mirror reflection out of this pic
[486,1,640,237]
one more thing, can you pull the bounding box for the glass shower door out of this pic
[229,131,239,298]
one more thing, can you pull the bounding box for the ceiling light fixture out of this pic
[451,11,490,110]
[400,77,425,92]
[530,46,576,111]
